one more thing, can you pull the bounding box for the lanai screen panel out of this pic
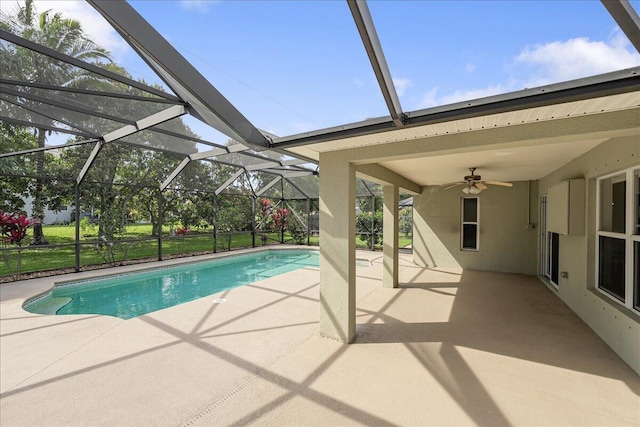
[286,175,319,199]
[123,127,198,156]
[356,178,375,197]
[0,89,107,137]
[1,83,173,122]
[152,119,225,150]
[258,178,283,200]
[1,97,91,138]
[247,171,277,197]
[217,172,254,196]
[74,143,177,187]
[165,159,235,193]
[1,143,90,180]
[282,179,309,200]
[0,35,183,137]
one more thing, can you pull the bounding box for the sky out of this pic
[3,0,640,146]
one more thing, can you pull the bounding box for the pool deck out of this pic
[1,248,638,426]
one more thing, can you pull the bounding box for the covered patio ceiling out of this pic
[283,85,640,185]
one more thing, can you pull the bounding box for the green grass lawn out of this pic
[1,224,411,278]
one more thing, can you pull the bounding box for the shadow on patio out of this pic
[1,255,638,426]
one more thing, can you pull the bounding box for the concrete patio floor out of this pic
[1,249,638,426]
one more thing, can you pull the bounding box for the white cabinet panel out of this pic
[548,179,585,236]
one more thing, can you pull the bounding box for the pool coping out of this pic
[4,246,381,314]
[20,247,319,309]
[21,247,324,317]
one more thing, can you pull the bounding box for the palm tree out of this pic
[0,0,112,244]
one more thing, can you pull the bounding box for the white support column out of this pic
[383,184,399,288]
[319,152,356,343]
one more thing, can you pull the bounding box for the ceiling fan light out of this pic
[462,186,470,194]
[469,186,481,194]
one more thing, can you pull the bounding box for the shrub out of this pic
[356,211,382,248]
[80,216,97,237]
[399,208,412,237]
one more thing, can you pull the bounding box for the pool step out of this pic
[35,297,72,315]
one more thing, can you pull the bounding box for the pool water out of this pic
[25,249,319,319]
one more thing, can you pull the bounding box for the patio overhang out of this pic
[277,68,640,156]
[310,78,639,343]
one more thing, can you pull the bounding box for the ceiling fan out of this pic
[441,168,513,194]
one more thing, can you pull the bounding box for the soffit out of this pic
[284,91,640,161]
[379,138,609,186]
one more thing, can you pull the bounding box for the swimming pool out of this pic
[24,249,319,319]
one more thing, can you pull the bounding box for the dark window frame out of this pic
[461,197,479,251]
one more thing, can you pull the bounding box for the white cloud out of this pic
[418,32,640,109]
[392,77,412,96]
[439,84,508,105]
[418,85,508,109]
[180,1,218,12]
[516,33,640,86]
[418,87,440,109]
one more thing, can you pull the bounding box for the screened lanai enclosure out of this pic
[0,34,396,280]
[0,0,418,280]
[2,0,638,283]
[0,137,391,280]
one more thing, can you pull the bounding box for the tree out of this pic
[0,123,37,213]
[399,207,412,237]
[37,55,201,240]
[55,132,191,240]
[0,0,112,244]
[356,210,383,248]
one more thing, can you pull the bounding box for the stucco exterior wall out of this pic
[537,135,640,374]
[413,180,538,275]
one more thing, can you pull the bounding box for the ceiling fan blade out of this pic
[484,180,513,188]
[442,182,464,189]
[476,182,488,190]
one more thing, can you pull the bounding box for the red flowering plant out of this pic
[256,200,292,245]
[1,211,38,279]
[175,227,190,235]
[273,208,290,229]
[0,211,37,245]
[259,198,272,210]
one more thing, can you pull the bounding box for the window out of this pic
[541,195,548,274]
[598,236,625,300]
[540,195,559,287]
[596,167,640,314]
[599,173,626,233]
[635,241,640,311]
[550,232,560,286]
[461,197,479,250]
